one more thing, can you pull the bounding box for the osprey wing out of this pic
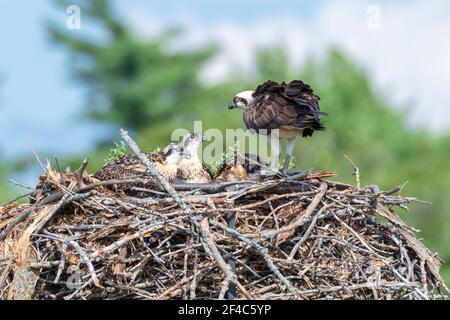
[243,80,326,136]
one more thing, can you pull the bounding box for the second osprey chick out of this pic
[176,132,213,184]
[215,153,268,182]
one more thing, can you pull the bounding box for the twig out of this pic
[54,156,65,185]
[332,213,375,253]
[75,158,89,188]
[344,155,361,190]
[1,191,35,206]
[38,231,100,287]
[260,183,328,239]
[8,179,35,191]
[195,217,252,300]
[225,211,237,300]
[209,219,300,299]
[0,256,13,290]
[288,204,334,259]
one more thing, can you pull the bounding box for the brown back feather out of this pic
[93,152,166,182]
[244,80,326,137]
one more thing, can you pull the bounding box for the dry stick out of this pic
[260,183,328,239]
[35,180,310,208]
[33,193,90,235]
[27,178,145,207]
[381,181,409,196]
[104,281,154,299]
[54,243,67,284]
[171,182,249,192]
[237,192,306,211]
[296,281,416,296]
[90,223,168,259]
[189,249,199,300]
[332,213,375,253]
[225,210,237,300]
[0,192,90,241]
[195,218,252,300]
[419,260,429,296]
[172,182,313,194]
[0,256,13,290]
[38,231,100,287]
[156,266,211,300]
[8,179,35,191]
[53,156,65,185]
[208,219,300,299]
[1,191,35,206]
[75,158,89,188]
[288,204,334,260]
[344,155,361,190]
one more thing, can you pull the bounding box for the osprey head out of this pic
[180,132,209,160]
[162,143,185,165]
[228,91,254,110]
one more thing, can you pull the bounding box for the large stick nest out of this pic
[0,163,448,300]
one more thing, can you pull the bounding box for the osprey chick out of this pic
[215,153,268,182]
[93,142,184,192]
[177,132,213,183]
[228,80,327,174]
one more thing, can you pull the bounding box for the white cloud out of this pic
[125,0,450,132]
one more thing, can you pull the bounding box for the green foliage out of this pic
[104,141,129,164]
[0,156,18,203]
[209,159,223,176]
[289,156,297,171]
[0,79,14,203]
[209,143,242,175]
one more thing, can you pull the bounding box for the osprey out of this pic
[176,132,213,184]
[228,80,327,174]
[215,153,268,183]
[93,142,184,192]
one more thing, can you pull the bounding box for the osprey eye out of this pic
[234,97,240,103]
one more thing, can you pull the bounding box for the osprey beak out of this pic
[228,102,236,110]
[201,134,209,142]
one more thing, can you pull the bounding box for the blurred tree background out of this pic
[0,80,15,201]
[1,0,449,283]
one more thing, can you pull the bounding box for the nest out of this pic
[0,161,448,301]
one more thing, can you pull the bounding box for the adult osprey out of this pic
[228,80,326,174]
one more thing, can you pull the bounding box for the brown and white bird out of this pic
[176,132,213,184]
[215,153,268,183]
[228,80,327,174]
[93,142,185,192]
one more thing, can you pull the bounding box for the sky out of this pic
[0,0,450,161]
